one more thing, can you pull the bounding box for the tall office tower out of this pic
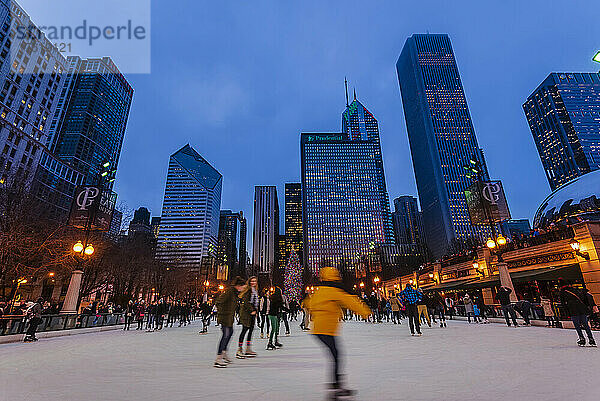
[150,217,161,238]
[523,72,600,190]
[301,133,387,274]
[156,145,222,271]
[392,196,425,247]
[238,214,247,275]
[50,56,133,187]
[252,186,279,275]
[0,0,70,189]
[397,34,491,259]
[284,183,303,262]
[217,210,244,280]
[276,234,287,269]
[342,94,395,242]
[128,207,152,236]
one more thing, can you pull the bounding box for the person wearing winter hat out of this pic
[305,266,371,398]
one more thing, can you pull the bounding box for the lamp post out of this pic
[569,239,590,260]
[10,277,28,312]
[61,240,95,314]
[486,234,517,302]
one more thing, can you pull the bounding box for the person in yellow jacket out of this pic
[305,266,371,397]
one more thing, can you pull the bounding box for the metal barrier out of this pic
[0,313,125,336]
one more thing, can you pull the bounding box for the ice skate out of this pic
[275,341,283,348]
[245,345,257,357]
[213,355,227,368]
[266,342,276,350]
[327,383,357,400]
[222,352,232,363]
[588,338,596,347]
[577,338,586,347]
[236,347,246,359]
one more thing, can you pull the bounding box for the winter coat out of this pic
[216,287,239,326]
[463,297,474,314]
[496,287,512,306]
[239,288,257,327]
[390,297,401,312]
[304,267,371,336]
[560,286,592,317]
[268,291,284,317]
[540,299,554,317]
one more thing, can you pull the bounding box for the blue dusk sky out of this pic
[110,1,599,244]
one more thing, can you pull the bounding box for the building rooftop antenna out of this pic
[344,77,349,107]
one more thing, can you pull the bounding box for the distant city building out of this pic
[239,215,248,275]
[0,1,69,190]
[252,186,279,275]
[392,196,426,249]
[217,210,245,280]
[397,33,492,259]
[108,209,123,240]
[129,207,152,236]
[284,183,303,262]
[49,56,133,188]
[150,216,161,238]
[156,145,222,271]
[301,132,387,274]
[342,93,394,242]
[277,234,287,270]
[523,72,600,190]
[501,219,531,239]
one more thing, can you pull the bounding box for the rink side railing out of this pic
[0,313,125,336]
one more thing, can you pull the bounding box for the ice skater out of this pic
[559,281,596,347]
[305,266,371,399]
[214,276,246,368]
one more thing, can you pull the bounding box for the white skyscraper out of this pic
[157,145,222,270]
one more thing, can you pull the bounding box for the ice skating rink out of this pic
[1,319,598,401]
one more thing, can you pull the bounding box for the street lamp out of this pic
[570,239,590,260]
[84,244,94,256]
[486,238,496,249]
[73,241,84,253]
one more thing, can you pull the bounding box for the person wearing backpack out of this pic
[559,281,596,347]
[23,297,44,342]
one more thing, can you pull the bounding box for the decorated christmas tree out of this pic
[283,250,302,302]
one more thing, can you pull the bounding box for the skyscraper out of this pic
[397,34,491,259]
[156,145,222,271]
[342,93,394,242]
[50,56,133,187]
[301,132,386,274]
[217,210,245,280]
[0,0,70,189]
[129,207,152,236]
[392,196,425,248]
[252,186,279,275]
[284,183,303,262]
[523,72,600,190]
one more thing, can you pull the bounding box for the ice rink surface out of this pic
[1,318,599,401]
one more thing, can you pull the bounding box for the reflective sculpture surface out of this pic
[534,170,600,229]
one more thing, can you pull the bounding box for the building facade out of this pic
[523,72,600,190]
[217,210,246,280]
[392,196,426,248]
[396,33,491,259]
[0,0,69,189]
[342,95,394,243]
[50,56,133,188]
[129,207,152,236]
[252,186,279,275]
[301,132,387,274]
[284,182,303,263]
[156,145,222,271]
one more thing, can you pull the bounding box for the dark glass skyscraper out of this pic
[217,210,244,280]
[50,56,133,187]
[523,72,600,190]
[284,182,303,263]
[301,131,387,274]
[252,186,279,275]
[397,34,491,259]
[392,196,425,249]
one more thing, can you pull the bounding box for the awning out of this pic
[425,278,475,291]
[510,264,582,282]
